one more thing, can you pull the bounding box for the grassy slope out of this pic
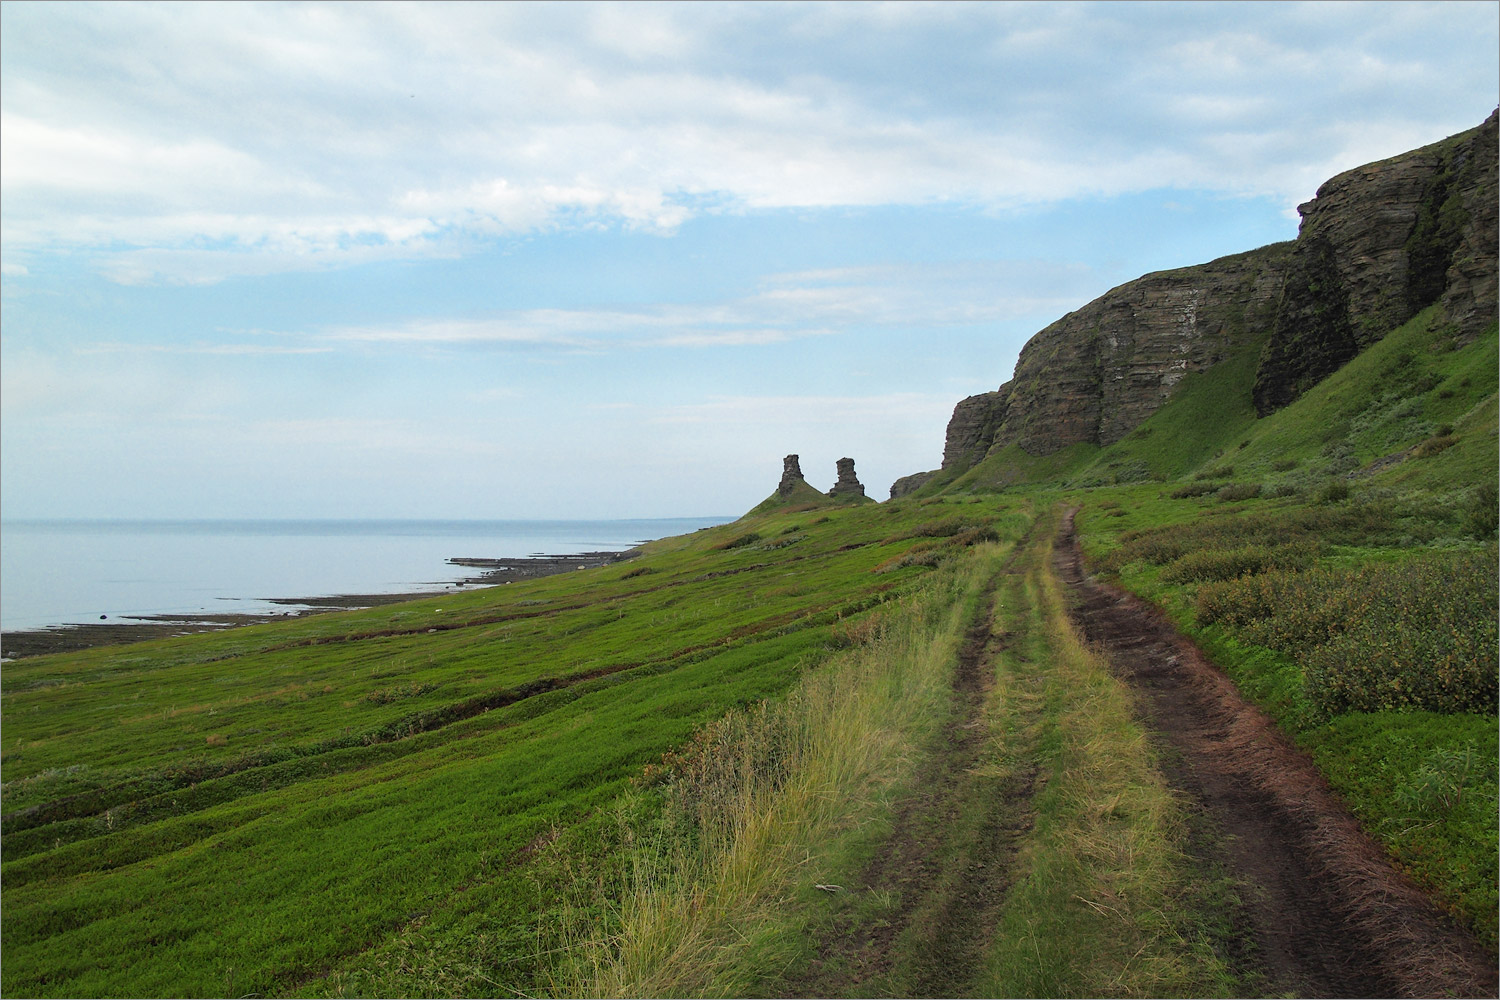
[2,305,1493,995]
[0,496,1012,998]
[1060,311,1500,947]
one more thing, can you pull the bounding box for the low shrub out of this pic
[1465,484,1498,540]
[883,517,991,544]
[1216,482,1262,502]
[1413,434,1458,458]
[1160,543,1313,584]
[1315,480,1350,504]
[717,532,762,550]
[1169,482,1218,499]
[871,548,944,574]
[364,683,437,705]
[950,526,1000,547]
[1193,465,1234,481]
[1271,459,1299,472]
[1196,549,1498,716]
[1099,502,1443,574]
[620,566,655,580]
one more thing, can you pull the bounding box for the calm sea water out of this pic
[0,517,731,633]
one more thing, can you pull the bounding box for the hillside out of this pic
[2,118,1496,998]
[898,110,1498,497]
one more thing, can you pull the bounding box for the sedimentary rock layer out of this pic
[927,111,1498,475]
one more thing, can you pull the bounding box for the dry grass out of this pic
[977,522,1232,998]
[551,547,1009,997]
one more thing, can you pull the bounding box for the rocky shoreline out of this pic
[0,548,639,660]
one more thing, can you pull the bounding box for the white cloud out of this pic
[296,258,1091,354]
[2,2,1493,283]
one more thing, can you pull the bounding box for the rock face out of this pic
[889,470,936,500]
[828,457,866,498]
[942,390,1011,470]
[929,112,1498,473]
[778,454,806,497]
[1254,109,1498,414]
[939,244,1289,468]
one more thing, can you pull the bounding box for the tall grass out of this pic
[550,546,1006,997]
[977,525,1236,998]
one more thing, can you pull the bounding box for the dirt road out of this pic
[789,512,1494,998]
[1055,507,1495,998]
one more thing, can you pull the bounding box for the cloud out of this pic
[2,2,1493,283]
[298,258,1092,354]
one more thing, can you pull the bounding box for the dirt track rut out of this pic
[790,552,1036,998]
[1055,507,1496,998]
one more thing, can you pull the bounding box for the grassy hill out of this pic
[3,313,1494,994]
[1,497,1031,996]
[3,319,1494,996]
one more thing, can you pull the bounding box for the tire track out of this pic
[1055,507,1495,998]
[789,545,1038,997]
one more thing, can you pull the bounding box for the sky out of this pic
[2,1,1497,520]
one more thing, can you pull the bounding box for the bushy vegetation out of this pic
[1196,550,1498,716]
[1159,542,1314,584]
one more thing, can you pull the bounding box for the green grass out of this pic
[1,497,1011,998]
[1073,338,1266,486]
[518,505,1243,998]
[974,515,1243,998]
[3,290,1494,994]
[1053,316,1498,950]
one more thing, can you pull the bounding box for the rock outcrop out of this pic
[942,390,1011,470]
[827,457,866,498]
[924,111,1498,476]
[936,244,1288,468]
[778,454,806,497]
[889,470,936,500]
[1253,109,1498,414]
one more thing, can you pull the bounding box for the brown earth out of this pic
[1055,507,1497,999]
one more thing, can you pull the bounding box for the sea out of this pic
[0,517,732,634]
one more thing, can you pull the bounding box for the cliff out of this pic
[920,111,1498,487]
[1254,109,1498,412]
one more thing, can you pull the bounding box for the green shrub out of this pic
[1196,550,1499,716]
[1271,459,1299,472]
[1169,482,1218,499]
[1413,434,1458,458]
[718,532,762,550]
[1315,480,1350,504]
[951,526,1000,547]
[1466,484,1499,540]
[1216,482,1262,502]
[884,517,990,543]
[1160,543,1313,584]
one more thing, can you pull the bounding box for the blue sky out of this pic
[3,1,1496,519]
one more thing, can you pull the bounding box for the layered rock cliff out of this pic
[1254,110,1498,412]
[924,111,1498,482]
